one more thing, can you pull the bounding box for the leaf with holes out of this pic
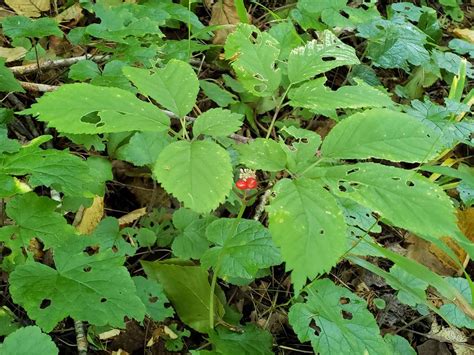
[288,78,393,118]
[307,163,459,239]
[133,276,174,322]
[224,24,281,97]
[21,84,169,134]
[288,278,389,355]
[193,108,243,138]
[9,245,145,332]
[267,178,347,292]
[153,140,233,214]
[0,326,58,355]
[123,60,199,117]
[321,108,441,162]
[288,31,360,83]
[236,138,287,172]
[201,218,281,282]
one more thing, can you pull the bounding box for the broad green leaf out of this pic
[387,265,428,307]
[268,20,301,61]
[384,334,416,355]
[133,276,174,322]
[0,59,23,92]
[224,24,281,97]
[142,261,225,333]
[115,131,172,167]
[357,18,429,71]
[0,128,20,153]
[0,308,20,336]
[267,178,347,292]
[281,126,321,174]
[209,324,273,355]
[153,140,232,213]
[1,16,63,39]
[439,278,474,329]
[449,39,474,57]
[236,138,287,172]
[0,137,100,197]
[307,163,459,239]
[68,60,100,81]
[288,31,359,83]
[21,84,170,134]
[321,108,441,162]
[201,218,281,281]
[172,218,213,260]
[9,246,145,332]
[199,80,237,107]
[0,326,58,355]
[136,228,156,247]
[0,193,75,261]
[288,279,388,355]
[123,60,198,117]
[289,78,393,117]
[193,108,243,138]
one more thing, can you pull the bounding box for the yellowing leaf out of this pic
[5,0,50,17]
[75,196,104,235]
[453,28,474,44]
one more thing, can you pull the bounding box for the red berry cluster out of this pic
[235,177,258,190]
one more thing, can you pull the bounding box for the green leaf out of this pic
[281,126,321,174]
[68,60,100,81]
[288,278,388,355]
[384,334,416,355]
[116,131,172,167]
[387,265,428,307]
[136,228,156,247]
[0,326,58,355]
[449,39,474,57]
[1,16,63,39]
[21,84,170,134]
[0,128,20,154]
[236,138,287,172]
[209,324,274,355]
[193,108,243,138]
[199,81,237,107]
[357,18,429,71]
[9,246,145,332]
[439,278,474,329]
[164,324,190,351]
[307,163,459,239]
[153,140,233,214]
[288,31,359,83]
[0,308,20,336]
[0,59,23,93]
[142,261,225,333]
[321,108,441,162]
[123,60,199,117]
[172,217,214,260]
[267,178,347,292]
[201,218,281,282]
[224,24,281,97]
[133,276,174,322]
[0,137,107,197]
[288,78,393,117]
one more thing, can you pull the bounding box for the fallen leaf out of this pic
[0,47,27,62]
[429,208,474,272]
[209,0,246,45]
[118,207,147,227]
[405,234,454,276]
[75,196,104,235]
[429,319,471,355]
[98,328,121,340]
[4,0,49,17]
[55,3,83,23]
[453,28,474,44]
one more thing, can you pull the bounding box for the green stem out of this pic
[265,84,292,140]
[209,200,247,329]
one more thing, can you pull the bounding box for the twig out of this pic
[19,81,58,92]
[253,187,272,221]
[74,320,88,355]
[9,55,109,75]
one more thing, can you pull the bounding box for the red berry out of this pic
[235,179,248,190]
[245,177,258,189]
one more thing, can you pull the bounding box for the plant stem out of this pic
[209,200,247,329]
[265,84,292,140]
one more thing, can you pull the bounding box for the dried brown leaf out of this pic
[118,207,147,228]
[209,0,243,45]
[75,196,104,235]
[55,3,83,23]
[4,0,49,17]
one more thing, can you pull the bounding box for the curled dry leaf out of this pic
[75,196,104,234]
[118,207,147,228]
[209,0,248,44]
[4,0,49,17]
[55,3,83,23]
